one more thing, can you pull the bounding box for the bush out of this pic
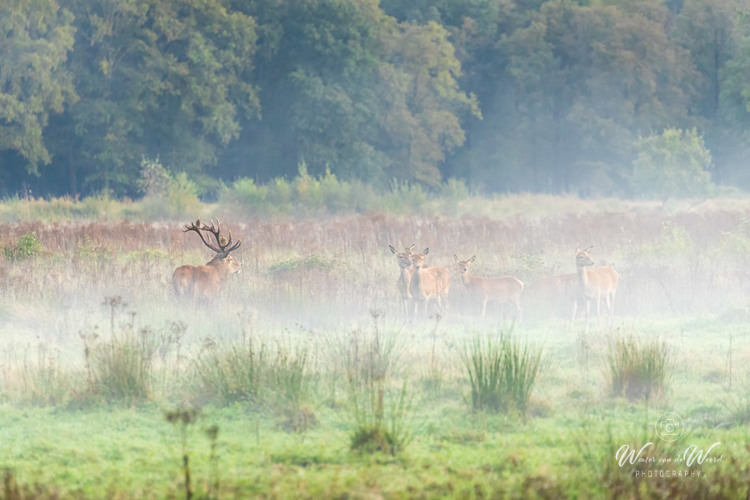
[461,330,543,415]
[138,157,201,220]
[81,326,158,403]
[191,335,267,406]
[4,232,42,263]
[604,334,670,401]
[630,128,714,200]
[338,316,412,455]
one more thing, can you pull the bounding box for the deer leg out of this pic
[481,297,488,317]
[607,292,615,327]
[514,296,523,323]
[584,298,591,331]
[596,295,602,326]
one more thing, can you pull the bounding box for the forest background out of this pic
[3,0,750,202]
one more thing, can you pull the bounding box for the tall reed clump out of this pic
[81,325,162,403]
[79,297,168,403]
[190,334,267,406]
[604,333,670,401]
[340,312,412,455]
[266,341,315,432]
[461,330,543,415]
[18,341,70,406]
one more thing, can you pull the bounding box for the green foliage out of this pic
[4,233,42,263]
[339,318,412,455]
[17,342,69,407]
[57,0,260,195]
[81,327,157,403]
[6,0,750,198]
[191,335,267,406]
[461,331,543,415]
[0,0,76,172]
[604,334,671,401]
[631,128,714,200]
[139,158,201,220]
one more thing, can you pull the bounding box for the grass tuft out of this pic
[604,333,671,401]
[461,330,543,415]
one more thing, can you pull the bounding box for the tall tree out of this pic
[51,0,259,195]
[0,0,76,183]
[467,0,696,194]
[672,0,750,187]
[223,0,477,188]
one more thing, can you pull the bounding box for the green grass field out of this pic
[1,195,750,498]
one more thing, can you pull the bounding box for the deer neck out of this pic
[399,265,413,284]
[577,264,593,292]
[411,266,427,294]
[207,254,231,277]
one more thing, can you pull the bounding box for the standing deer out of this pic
[572,246,619,328]
[454,255,524,320]
[389,244,415,316]
[173,219,242,301]
[409,248,451,317]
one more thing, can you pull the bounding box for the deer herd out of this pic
[172,219,619,328]
[388,244,619,328]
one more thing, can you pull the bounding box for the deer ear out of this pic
[423,248,430,255]
[586,245,594,252]
[389,245,397,254]
[453,255,459,262]
[469,255,476,263]
[575,247,581,254]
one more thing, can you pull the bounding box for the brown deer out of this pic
[409,248,451,317]
[454,255,524,320]
[173,219,242,301]
[389,244,415,316]
[572,246,619,328]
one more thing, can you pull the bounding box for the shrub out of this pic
[630,128,714,200]
[81,326,159,403]
[4,232,42,263]
[191,335,267,406]
[461,330,543,415]
[604,334,670,401]
[339,316,412,455]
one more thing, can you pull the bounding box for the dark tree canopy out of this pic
[2,0,750,199]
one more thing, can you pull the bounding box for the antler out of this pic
[183,218,241,254]
[202,219,241,253]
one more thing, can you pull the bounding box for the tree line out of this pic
[2,0,750,199]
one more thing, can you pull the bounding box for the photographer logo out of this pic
[655,412,684,442]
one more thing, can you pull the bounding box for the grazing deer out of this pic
[409,248,451,317]
[389,244,415,316]
[572,246,619,328]
[173,219,242,301]
[454,255,524,320]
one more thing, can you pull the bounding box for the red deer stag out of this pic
[173,219,242,301]
[409,248,451,317]
[572,246,619,328]
[389,244,415,316]
[454,255,524,320]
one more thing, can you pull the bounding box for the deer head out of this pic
[453,255,476,277]
[409,247,430,270]
[575,246,595,269]
[184,218,242,273]
[389,243,415,269]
